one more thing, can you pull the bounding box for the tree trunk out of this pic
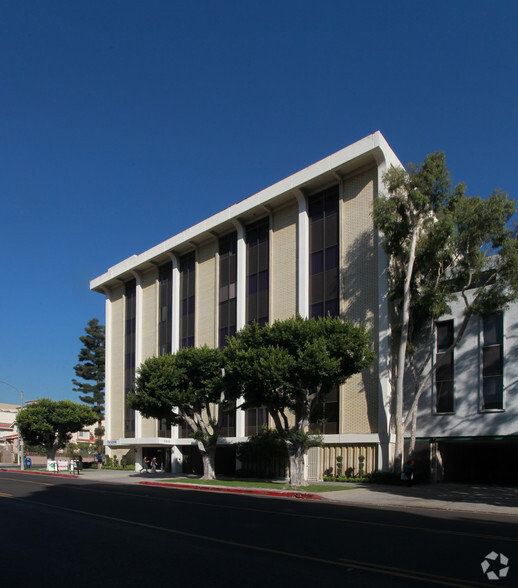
[287,443,307,487]
[394,209,419,473]
[408,400,418,457]
[46,446,57,460]
[198,442,216,480]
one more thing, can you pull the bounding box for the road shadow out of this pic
[356,482,518,509]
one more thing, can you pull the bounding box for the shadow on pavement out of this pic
[357,482,518,509]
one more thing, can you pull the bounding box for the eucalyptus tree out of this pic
[373,152,518,470]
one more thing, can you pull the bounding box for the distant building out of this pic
[0,401,103,463]
[91,131,402,480]
[0,403,20,462]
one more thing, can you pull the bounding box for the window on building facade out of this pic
[158,263,172,438]
[482,313,504,410]
[246,217,269,326]
[178,422,191,439]
[219,405,236,437]
[125,279,136,437]
[308,185,339,318]
[219,232,237,348]
[180,253,195,349]
[158,418,171,439]
[245,406,269,436]
[158,262,173,356]
[309,386,339,434]
[435,320,454,413]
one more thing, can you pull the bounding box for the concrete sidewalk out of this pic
[3,466,518,516]
[321,482,518,516]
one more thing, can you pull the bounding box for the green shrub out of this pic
[358,455,365,477]
[336,455,343,478]
[323,470,401,484]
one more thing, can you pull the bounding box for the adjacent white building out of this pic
[405,294,518,483]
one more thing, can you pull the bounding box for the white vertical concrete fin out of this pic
[295,189,309,318]
[101,288,112,451]
[372,140,402,471]
[169,253,180,353]
[131,271,143,438]
[232,220,246,331]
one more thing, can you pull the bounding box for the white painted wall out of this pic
[407,297,518,438]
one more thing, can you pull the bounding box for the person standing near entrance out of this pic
[151,456,157,473]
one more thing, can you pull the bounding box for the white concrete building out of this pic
[91,131,402,479]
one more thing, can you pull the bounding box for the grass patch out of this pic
[160,478,355,493]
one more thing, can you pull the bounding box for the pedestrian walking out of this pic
[142,456,150,473]
[151,456,158,473]
[403,459,415,487]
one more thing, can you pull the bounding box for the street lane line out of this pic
[6,496,501,587]
[65,485,518,543]
[0,476,55,487]
[338,557,496,587]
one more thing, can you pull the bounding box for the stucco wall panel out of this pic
[141,268,158,361]
[341,168,379,434]
[108,285,125,440]
[271,203,297,321]
[197,241,218,347]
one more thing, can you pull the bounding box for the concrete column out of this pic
[233,220,246,331]
[171,445,183,474]
[170,253,180,353]
[296,190,309,318]
[233,221,247,439]
[373,151,395,471]
[102,288,113,449]
[132,272,143,438]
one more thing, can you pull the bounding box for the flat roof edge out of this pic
[91,131,402,291]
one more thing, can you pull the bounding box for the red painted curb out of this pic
[0,468,79,479]
[139,481,321,499]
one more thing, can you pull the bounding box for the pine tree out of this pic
[73,318,105,451]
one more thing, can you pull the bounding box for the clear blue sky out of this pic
[1,1,517,405]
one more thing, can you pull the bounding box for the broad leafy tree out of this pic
[129,345,239,480]
[373,152,518,471]
[73,318,105,452]
[15,399,98,459]
[225,315,374,486]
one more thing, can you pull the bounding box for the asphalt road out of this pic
[0,471,516,587]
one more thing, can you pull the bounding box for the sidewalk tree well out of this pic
[373,152,518,471]
[129,345,239,480]
[73,318,105,453]
[15,399,98,460]
[224,315,375,486]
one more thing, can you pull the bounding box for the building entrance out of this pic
[141,447,171,472]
